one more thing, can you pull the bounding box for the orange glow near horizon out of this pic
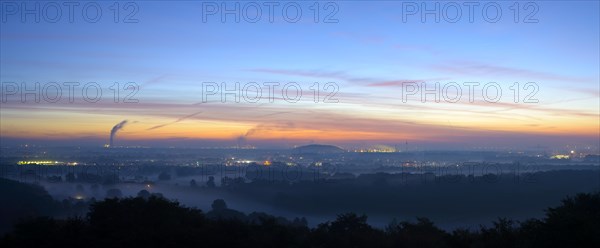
[1,99,598,146]
[1,114,597,142]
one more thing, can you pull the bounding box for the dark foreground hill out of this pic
[1,178,599,248]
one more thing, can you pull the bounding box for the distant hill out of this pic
[292,144,345,154]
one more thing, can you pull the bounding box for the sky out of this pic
[0,1,599,150]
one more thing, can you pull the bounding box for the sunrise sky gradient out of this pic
[0,1,598,150]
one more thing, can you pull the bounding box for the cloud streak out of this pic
[147,111,203,130]
[430,61,593,83]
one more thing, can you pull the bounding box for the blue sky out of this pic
[1,1,599,150]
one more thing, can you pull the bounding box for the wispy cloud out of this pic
[430,61,593,83]
[249,68,375,84]
[367,78,451,87]
[147,111,203,130]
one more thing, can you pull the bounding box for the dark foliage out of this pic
[0,178,58,234]
[1,191,599,248]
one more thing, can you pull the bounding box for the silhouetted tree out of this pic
[105,188,122,198]
[311,213,384,248]
[206,176,216,188]
[479,218,518,248]
[212,199,227,211]
[137,190,150,199]
[386,217,449,248]
[206,199,246,221]
[535,192,600,247]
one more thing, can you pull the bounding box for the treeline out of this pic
[1,191,599,247]
[210,170,599,219]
